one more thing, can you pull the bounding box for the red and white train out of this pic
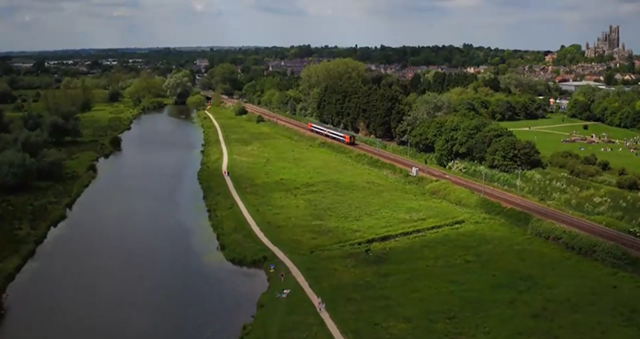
[307,123,356,145]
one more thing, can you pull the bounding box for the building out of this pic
[584,25,633,60]
[557,81,603,92]
[193,59,209,72]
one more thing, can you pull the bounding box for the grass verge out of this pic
[196,110,332,339]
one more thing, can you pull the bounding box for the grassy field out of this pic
[501,114,640,170]
[499,114,585,129]
[201,106,640,339]
[196,112,332,339]
[0,101,145,295]
[513,130,640,170]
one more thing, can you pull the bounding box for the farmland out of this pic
[200,106,640,339]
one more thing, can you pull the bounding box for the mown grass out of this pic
[208,106,640,339]
[513,130,640,170]
[499,114,585,129]
[196,111,332,339]
[0,101,145,296]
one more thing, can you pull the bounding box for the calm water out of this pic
[0,107,267,339]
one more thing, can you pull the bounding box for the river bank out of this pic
[0,102,146,302]
[0,107,268,339]
[196,110,333,339]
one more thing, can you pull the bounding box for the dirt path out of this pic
[510,122,598,131]
[203,110,345,339]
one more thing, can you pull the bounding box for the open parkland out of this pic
[197,104,640,339]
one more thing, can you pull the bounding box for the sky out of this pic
[1,0,640,52]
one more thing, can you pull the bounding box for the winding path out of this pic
[203,110,345,339]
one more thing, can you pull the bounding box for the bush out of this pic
[109,135,122,150]
[616,175,639,191]
[11,102,24,113]
[186,94,206,110]
[108,89,121,103]
[548,151,581,169]
[581,153,597,166]
[618,167,628,176]
[256,115,265,124]
[583,124,589,130]
[233,103,248,116]
[566,162,601,179]
[597,159,611,171]
[138,98,166,111]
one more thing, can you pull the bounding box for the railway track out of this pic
[217,96,640,254]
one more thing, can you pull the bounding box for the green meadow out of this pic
[198,107,640,339]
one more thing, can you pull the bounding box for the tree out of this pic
[0,149,36,190]
[0,81,16,104]
[209,63,241,95]
[163,70,193,104]
[0,107,8,134]
[186,94,206,110]
[35,149,65,181]
[125,72,166,106]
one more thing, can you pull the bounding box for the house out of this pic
[583,74,604,82]
[556,74,575,83]
[545,53,557,63]
[193,59,209,72]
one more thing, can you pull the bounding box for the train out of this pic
[307,123,356,145]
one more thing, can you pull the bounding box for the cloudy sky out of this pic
[0,0,639,52]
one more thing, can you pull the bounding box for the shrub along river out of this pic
[0,107,267,339]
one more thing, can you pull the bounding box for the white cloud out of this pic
[0,0,639,52]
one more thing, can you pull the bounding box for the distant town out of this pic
[3,25,638,94]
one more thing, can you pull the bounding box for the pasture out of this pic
[202,107,640,339]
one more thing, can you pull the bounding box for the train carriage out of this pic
[307,123,356,145]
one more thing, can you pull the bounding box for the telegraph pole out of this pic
[517,168,522,194]
[482,171,485,196]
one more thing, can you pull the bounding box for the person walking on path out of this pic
[317,297,323,312]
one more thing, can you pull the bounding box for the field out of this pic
[499,114,586,129]
[200,107,640,339]
[501,114,640,170]
[0,101,145,294]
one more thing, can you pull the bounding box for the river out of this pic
[0,107,267,339]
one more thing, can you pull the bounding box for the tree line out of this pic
[0,44,569,72]
[567,86,640,130]
[0,89,92,191]
[207,58,547,172]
